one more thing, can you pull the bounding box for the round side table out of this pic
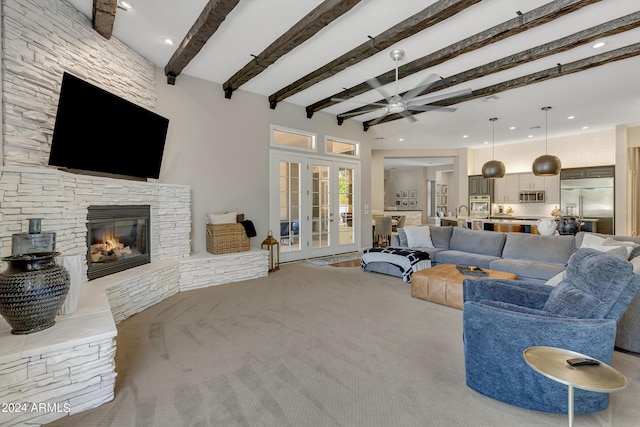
[523,346,627,427]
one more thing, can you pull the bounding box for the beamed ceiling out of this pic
[72,0,640,151]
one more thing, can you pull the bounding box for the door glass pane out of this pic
[338,167,355,245]
[312,164,330,248]
[279,161,301,252]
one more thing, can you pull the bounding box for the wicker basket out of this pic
[206,223,250,254]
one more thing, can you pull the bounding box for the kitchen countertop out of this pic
[441,216,599,226]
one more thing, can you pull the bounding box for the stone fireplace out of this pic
[87,205,151,280]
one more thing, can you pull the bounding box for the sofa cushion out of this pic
[501,232,575,265]
[448,227,506,257]
[543,248,634,319]
[396,228,408,247]
[434,250,500,269]
[489,259,565,282]
[430,226,453,249]
[404,226,434,248]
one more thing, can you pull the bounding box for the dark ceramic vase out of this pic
[555,216,582,235]
[0,252,70,335]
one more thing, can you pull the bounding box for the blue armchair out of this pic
[462,248,640,414]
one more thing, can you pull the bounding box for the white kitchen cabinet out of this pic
[494,174,519,203]
[518,173,545,191]
[544,174,560,204]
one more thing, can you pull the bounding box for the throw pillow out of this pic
[603,238,640,259]
[397,228,408,247]
[580,233,607,247]
[404,226,434,248]
[545,270,566,287]
[579,243,629,260]
[207,211,237,224]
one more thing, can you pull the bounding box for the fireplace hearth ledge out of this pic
[0,249,268,426]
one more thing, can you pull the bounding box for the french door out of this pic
[270,152,359,262]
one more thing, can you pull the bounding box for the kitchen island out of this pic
[440,215,599,233]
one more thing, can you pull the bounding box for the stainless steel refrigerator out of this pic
[560,177,614,234]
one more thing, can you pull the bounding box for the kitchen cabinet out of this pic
[518,173,545,191]
[560,165,614,180]
[469,175,493,196]
[494,174,519,203]
[544,174,560,204]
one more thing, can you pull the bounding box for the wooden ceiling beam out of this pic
[363,42,640,130]
[92,0,118,40]
[164,0,240,85]
[307,0,600,116]
[269,0,481,110]
[340,11,640,120]
[223,0,363,100]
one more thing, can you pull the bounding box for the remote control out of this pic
[566,358,600,367]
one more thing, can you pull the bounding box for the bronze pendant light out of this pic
[532,106,562,176]
[481,117,505,179]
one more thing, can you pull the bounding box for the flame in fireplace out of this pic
[101,230,120,251]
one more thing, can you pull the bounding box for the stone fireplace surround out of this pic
[0,166,269,425]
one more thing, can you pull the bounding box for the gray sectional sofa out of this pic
[383,226,640,353]
[390,226,576,283]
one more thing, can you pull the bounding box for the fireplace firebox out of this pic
[87,205,150,280]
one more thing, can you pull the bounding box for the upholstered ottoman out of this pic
[361,247,431,283]
[411,264,517,309]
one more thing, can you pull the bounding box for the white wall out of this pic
[0,0,375,254]
[470,130,616,173]
[1,0,157,167]
[154,71,373,253]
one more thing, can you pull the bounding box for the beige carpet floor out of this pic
[47,263,640,426]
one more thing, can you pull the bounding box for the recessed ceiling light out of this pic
[592,41,607,49]
[162,38,174,45]
[582,126,589,130]
[463,135,468,138]
[399,138,404,142]
[567,116,575,120]
[528,134,533,138]
[509,126,516,130]
[483,141,489,145]
[119,0,133,9]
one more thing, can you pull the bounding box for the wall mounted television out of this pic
[48,72,169,180]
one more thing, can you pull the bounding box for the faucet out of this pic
[457,205,469,217]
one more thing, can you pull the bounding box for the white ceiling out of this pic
[68,0,640,153]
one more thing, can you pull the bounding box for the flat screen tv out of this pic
[49,72,169,180]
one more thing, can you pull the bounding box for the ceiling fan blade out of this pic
[338,108,383,118]
[402,73,440,101]
[400,110,417,123]
[331,97,387,107]
[410,105,457,113]
[408,87,473,107]
[366,78,394,102]
[367,111,390,126]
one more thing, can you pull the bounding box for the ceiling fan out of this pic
[334,49,471,126]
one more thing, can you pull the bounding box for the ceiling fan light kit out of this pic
[482,117,505,179]
[532,106,562,176]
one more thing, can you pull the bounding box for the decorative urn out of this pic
[0,252,70,334]
[536,218,557,236]
[555,216,582,236]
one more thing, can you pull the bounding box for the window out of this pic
[325,136,359,158]
[271,126,316,152]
